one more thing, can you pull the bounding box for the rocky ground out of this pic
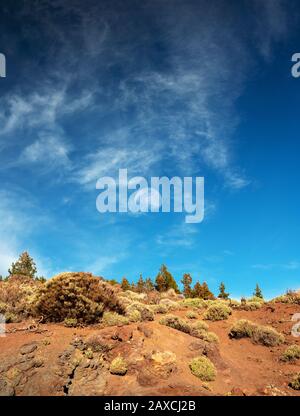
[0,302,299,396]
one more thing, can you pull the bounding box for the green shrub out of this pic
[204,303,232,321]
[229,319,255,338]
[251,325,284,346]
[34,272,125,324]
[191,320,209,331]
[189,356,216,381]
[110,356,128,375]
[159,298,180,311]
[4,311,20,323]
[191,328,219,343]
[159,314,191,334]
[239,301,262,311]
[151,304,169,314]
[125,302,154,321]
[0,301,7,314]
[179,298,206,309]
[0,277,42,320]
[63,318,78,327]
[289,373,300,390]
[160,315,218,343]
[186,310,198,319]
[126,309,142,322]
[247,296,264,303]
[281,345,300,362]
[272,290,300,305]
[102,311,129,327]
[229,319,284,346]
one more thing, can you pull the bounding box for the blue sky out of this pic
[0,0,299,298]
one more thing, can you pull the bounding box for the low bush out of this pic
[160,315,219,343]
[64,318,78,327]
[110,356,128,375]
[204,303,232,321]
[189,356,216,381]
[126,309,142,322]
[239,301,262,311]
[34,272,125,324]
[289,373,300,390]
[272,290,300,305]
[281,345,300,362]
[191,320,209,331]
[186,310,198,319]
[191,328,219,343]
[125,302,154,321]
[251,325,284,346]
[179,298,206,309]
[229,319,284,346]
[0,276,43,320]
[159,315,191,334]
[151,304,169,314]
[102,311,129,327]
[159,298,180,311]
[119,290,146,302]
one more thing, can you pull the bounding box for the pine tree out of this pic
[137,274,145,293]
[218,282,229,299]
[202,282,215,300]
[192,281,203,298]
[121,277,131,291]
[8,251,37,279]
[155,265,179,293]
[253,284,263,299]
[192,281,214,299]
[181,273,193,298]
[144,277,154,292]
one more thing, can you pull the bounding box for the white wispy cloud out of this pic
[252,261,300,271]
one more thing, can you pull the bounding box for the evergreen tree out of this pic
[192,281,214,299]
[192,281,203,298]
[253,283,263,299]
[218,282,229,299]
[137,274,145,293]
[121,277,131,291]
[155,264,179,292]
[144,277,154,292]
[8,251,37,279]
[181,273,193,298]
[202,282,215,300]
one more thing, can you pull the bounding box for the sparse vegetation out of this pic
[63,318,78,327]
[229,319,284,346]
[272,290,300,305]
[281,345,300,362]
[186,310,198,319]
[110,356,128,375]
[289,373,300,390]
[102,311,129,326]
[189,356,216,381]
[160,314,219,343]
[203,302,232,321]
[179,298,206,309]
[125,302,154,321]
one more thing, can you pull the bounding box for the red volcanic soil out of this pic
[0,303,299,396]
